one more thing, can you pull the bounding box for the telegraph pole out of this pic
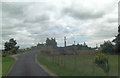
[73,40,77,71]
[96,44,98,48]
[74,41,75,45]
[64,36,66,68]
[64,36,66,47]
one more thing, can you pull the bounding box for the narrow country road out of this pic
[8,50,51,76]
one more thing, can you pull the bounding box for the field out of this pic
[37,55,118,76]
[2,56,15,76]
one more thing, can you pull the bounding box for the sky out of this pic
[1,0,119,49]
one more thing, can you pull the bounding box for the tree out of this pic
[113,25,120,54]
[46,38,51,46]
[11,46,19,54]
[45,38,57,47]
[51,38,57,46]
[101,41,115,54]
[4,38,17,51]
[4,42,11,51]
[4,38,19,54]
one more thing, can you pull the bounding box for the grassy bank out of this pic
[2,56,15,76]
[37,55,118,76]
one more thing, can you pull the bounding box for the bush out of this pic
[95,53,110,74]
[95,54,108,64]
[2,53,7,57]
[11,48,17,54]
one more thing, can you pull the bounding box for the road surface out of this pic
[8,50,51,76]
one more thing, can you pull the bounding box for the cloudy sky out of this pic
[1,0,119,49]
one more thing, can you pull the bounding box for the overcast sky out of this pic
[1,0,119,49]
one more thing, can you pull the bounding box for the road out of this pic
[8,50,51,76]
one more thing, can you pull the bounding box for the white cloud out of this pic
[1,0,119,49]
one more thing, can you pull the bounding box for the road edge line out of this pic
[35,54,58,76]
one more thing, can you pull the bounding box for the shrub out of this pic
[2,53,7,57]
[11,48,17,54]
[95,53,110,75]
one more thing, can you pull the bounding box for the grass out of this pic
[0,56,2,77]
[2,56,15,76]
[37,55,118,76]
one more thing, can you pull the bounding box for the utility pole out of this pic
[74,41,75,45]
[73,40,77,71]
[64,36,66,68]
[96,44,98,48]
[64,36,66,47]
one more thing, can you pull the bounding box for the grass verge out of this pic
[2,56,15,76]
[37,55,118,76]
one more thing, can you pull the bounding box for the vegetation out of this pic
[37,54,118,76]
[2,56,15,76]
[0,55,1,77]
[46,38,57,47]
[94,54,110,75]
[113,25,120,54]
[100,41,115,54]
[3,38,19,57]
